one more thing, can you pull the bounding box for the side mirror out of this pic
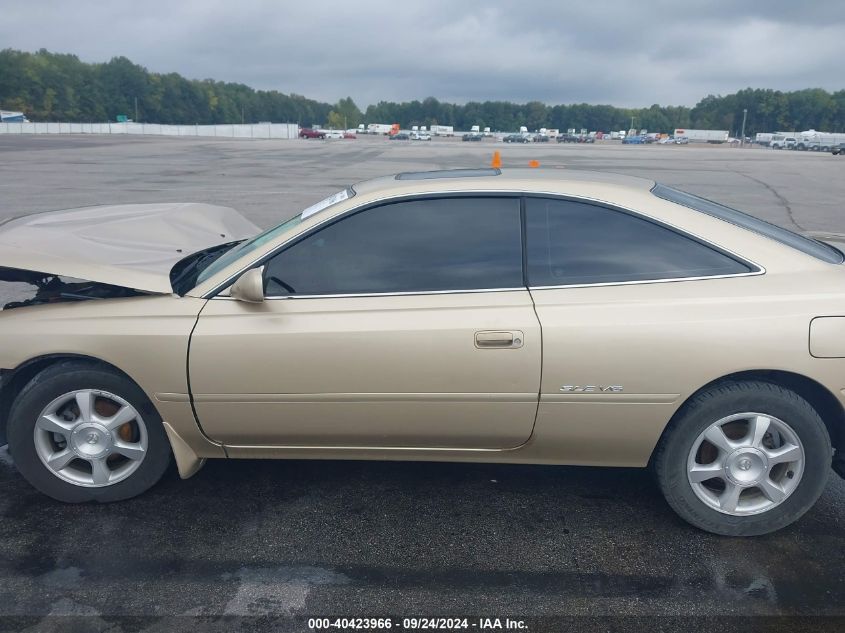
[230,267,265,303]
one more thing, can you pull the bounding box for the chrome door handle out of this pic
[475,330,523,349]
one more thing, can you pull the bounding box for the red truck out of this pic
[299,128,326,139]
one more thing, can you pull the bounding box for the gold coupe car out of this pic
[1,168,843,536]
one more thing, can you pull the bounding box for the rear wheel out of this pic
[7,362,171,502]
[653,381,831,536]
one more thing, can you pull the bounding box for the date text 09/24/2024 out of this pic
[307,618,528,630]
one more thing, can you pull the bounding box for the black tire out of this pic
[652,381,831,536]
[7,361,171,503]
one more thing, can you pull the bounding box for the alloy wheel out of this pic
[33,389,148,487]
[687,412,804,516]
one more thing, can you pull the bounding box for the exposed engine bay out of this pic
[1,267,145,311]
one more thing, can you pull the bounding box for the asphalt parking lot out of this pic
[0,135,844,630]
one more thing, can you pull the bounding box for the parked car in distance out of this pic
[342,132,357,139]
[411,132,431,141]
[657,137,675,144]
[462,133,483,142]
[323,130,344,140]
[622,135,645,144]
[2,168,844,538]
[831,143,845,155]
[389,132,410,140]
[532,134,550,143]
[557,134,579,143]
[674,137,690,145]
[298,128,326,139]
[578,135,595,144]
[770,135,796,150]
[503,134,531,143]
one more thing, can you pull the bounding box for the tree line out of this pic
[2,49,844,134]
[362,88,845,135]
[0,49,332,127]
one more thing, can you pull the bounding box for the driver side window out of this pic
[262,196,523,296]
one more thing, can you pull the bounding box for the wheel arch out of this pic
[1,353,210,478]
[1,353,154,446]
[651,369,844,465]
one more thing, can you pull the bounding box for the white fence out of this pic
[0,121,299,139]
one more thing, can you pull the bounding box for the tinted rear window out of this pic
[652,184,844,264]
[525,197,751,286]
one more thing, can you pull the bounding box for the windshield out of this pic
[194,188,354,287]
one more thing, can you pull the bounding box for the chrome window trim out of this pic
[213,287,528,301]
[200,188,765,300]
[528,268,764,291]
[212,271,766,301]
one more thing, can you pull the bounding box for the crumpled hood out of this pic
[0,203,260,294]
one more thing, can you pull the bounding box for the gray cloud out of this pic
[1,0,844,107]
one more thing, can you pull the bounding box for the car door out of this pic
[522,195,762,465]
[188,195,542,449]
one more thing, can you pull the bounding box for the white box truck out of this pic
[755,133,775,146]
[367,123,395,135]
[794,130,845,151]
[673,129,729,143]
[430,125,454,137]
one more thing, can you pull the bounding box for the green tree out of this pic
[333,97,361,128]
[326,110,344,129]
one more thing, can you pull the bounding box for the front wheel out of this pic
[653,381,831,536]
[7,362,172,502]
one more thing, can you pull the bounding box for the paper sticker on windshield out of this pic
[301,189,351,220]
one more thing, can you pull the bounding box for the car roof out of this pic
[351,168,656,198]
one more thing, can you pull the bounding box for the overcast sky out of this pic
[2,1,844,108]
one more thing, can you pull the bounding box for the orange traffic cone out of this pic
[491,151,502,169]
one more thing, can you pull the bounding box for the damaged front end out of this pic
[1,267,146,311]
